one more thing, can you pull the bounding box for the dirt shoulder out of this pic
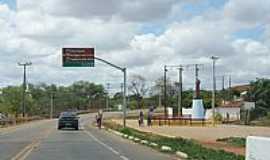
[111,119,270,156]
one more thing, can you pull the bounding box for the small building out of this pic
[217,101,242,121]
[205,101,242,121]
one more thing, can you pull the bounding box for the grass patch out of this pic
[103,120,245,160]
[217,137,246,147]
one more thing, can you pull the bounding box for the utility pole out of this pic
[229,75,232,100]
[178,67,183,116]
[106,83,110,110]
[18,62,32,117]
[164,65,168,117]
[222,75,225,91]
[50,92,54,119]
[210,56,219,126]
[163,64,203,116]
[158,85,162,107]
[194,64,200,98]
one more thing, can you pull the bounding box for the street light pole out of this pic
[18,62,32,117]
[106,83,110,110]
[210,56,218,126]
[93,57,127,128]
[123,68,127,128]
[178,67,183,116]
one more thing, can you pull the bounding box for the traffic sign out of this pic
[62,48,95,67]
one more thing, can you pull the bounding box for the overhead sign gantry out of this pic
[62,48,95,67]
[62,47,127,127]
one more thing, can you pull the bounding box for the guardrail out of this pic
[152,115,206,126]
[0,119,13,126]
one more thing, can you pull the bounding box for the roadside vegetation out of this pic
[217,137,246,148]
[104,120,245,160]
[0,81,106,118]
[247,79,270,126]
[1,77,270,127]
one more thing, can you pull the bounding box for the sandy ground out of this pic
[112,119,270,155]
[113,119,270,141]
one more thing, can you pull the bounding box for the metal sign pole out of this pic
[62,49,127,128]
[94,57,127,128]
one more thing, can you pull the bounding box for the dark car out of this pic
[58,112,79,130]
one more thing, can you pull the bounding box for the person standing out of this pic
[97,110,103,129]
[147,108,153,127]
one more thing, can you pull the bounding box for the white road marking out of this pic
[120,155,130,160]
[84,130,130,160]
[11,127,54,160]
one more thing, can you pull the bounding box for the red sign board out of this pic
[62,48,95,67]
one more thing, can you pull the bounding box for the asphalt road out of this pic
[0,113,175,160]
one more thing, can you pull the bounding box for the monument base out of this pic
[192,99,205,119]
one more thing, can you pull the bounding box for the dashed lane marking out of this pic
[10,127,54,160]
[84,130,130,160]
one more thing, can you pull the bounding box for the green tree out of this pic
[248,78,270,120]
[129,74,149,109]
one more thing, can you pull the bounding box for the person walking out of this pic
[147,108,153,127]
[138,110,144,127]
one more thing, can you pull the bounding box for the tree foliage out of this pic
[0,81,106,117]
[128,74,149,108]
[248,78,270,120]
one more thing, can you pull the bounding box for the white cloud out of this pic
[19,0,179,22]
[1,0,270,90]
[224,0,270,26]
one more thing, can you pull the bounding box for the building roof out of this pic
[231,84,251,93]
[219,101,243,108]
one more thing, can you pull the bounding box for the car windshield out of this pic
[60,112,76,117]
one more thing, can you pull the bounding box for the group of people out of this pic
[96,107,155,129]
[138,107,154,127]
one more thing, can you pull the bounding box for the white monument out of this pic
[192,99,205,119]
[191,65,205,119]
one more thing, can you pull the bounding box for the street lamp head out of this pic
[18,62,32,66]
[210,56,219,60]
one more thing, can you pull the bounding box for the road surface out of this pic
[0,113,174,160]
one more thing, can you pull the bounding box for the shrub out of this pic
[217,137,246,147]
[104,121,245,160]
[215,113,223,122]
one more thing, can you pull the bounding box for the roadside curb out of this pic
[176,151,188,159]
[161,146,172,152]
[106,127,188,159]
[140,140,149,145]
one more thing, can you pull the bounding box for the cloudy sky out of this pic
[0,0,270,91]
